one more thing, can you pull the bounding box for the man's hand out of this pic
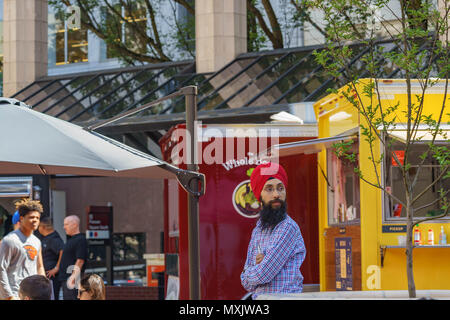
[46,267,59,278]
[256,253,264,264]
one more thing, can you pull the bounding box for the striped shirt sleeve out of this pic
[240,229,258,292]
[241,221,298,287]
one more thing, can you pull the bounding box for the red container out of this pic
[160,124,319,299]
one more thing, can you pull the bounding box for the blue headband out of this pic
[12,211,20,225]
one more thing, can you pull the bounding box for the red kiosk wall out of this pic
[161,128,319,299]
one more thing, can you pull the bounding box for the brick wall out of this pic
[105,286,159,300]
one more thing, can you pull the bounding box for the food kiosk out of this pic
[273,79,450,291]
[160,120,320,299]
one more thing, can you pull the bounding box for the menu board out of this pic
[335,237,352,290]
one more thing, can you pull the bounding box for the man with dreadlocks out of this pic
[240,162,306,299]
[0,199,45,300]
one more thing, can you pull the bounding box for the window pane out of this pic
[327,140,360,225]
[105,1,148,59]
[124,4,147,55]
[51,11,88,65]
[384,137,450,219]
[55,20,65,65]
[86,232,146,285]
[67,27,88,63]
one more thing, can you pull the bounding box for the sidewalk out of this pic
[257,290,450,300]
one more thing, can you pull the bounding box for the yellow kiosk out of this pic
[274,79,450,291]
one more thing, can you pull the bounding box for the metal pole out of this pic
[183,86,201,300]
[106,245,113,285]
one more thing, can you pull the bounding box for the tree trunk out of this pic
[406,205,416,298]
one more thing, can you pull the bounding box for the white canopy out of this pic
[0,99,182,180]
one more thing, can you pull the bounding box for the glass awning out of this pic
[13,37,440,127]
[10,37,441,158]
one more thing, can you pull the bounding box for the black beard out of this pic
[259,199,287,231]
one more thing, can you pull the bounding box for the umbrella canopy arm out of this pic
[84,90,184,131]
[160,163,205,197]
[83,86,205,198]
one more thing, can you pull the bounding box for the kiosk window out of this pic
[384,138,449,220]
[327,140,360,225]
[87,232,146,284]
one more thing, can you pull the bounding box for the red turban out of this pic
[250,162,288,200]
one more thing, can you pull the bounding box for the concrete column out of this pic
[195,0,247,73]
[3,0,48,97]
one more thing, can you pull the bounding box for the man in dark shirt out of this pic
[38,217,64,300]
[58,215,88,300]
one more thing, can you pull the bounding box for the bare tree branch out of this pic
[412,165,449,205]
[289,0,326,36]
[414,206,449,225]
[414,190,449,212]
[173,0,195,16]
[261,0,283,48]
[247,0,284,49]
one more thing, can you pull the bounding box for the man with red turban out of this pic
[240,162,306,299]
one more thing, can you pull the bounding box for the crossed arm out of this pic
[241,224,303,291]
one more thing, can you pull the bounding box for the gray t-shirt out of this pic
[0,229,41,299]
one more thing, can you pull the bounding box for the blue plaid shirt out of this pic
[240,214,306,298]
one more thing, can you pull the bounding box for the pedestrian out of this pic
[12,211,20,230]
[38,216,65,300]
[240,162,306,299]
[0,199,46,300]
[0,206,9,240]
[0,210,18,246]
[18,274,52,300]
[78,274,106,300]
[58,215,88,300]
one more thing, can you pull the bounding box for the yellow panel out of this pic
[313,79,450,291]
[381,248,450,290]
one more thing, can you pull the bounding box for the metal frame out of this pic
[387,42,442,78]
[273,65,324,103]
[161,56,255,113]
[77,68,173,121]
[242,51,315,107]
[44,60,194,81]
[68,69,149,121]
[159,73,209,114]
[196,55,265,108]
[14,36,440,129]
[29,77,83,110]
[20,80,59,103]
[212,52,294,110]
[43,74,103,114]
[10,81,40,99]
[274,43,374,104]
[119,72,198,116]
[55,71,126,118]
